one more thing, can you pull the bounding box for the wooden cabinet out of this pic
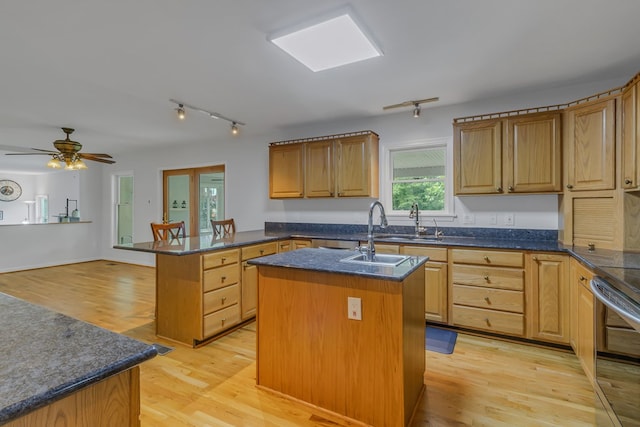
[565,98,616,191]
[450,248,525,336]
[622,79,639,190]
[201,250,241,337]
[453,112,562,195]
[269,143,304,198]
[401,246,448,323]
[454,119,502,194]
[269,131,379,199]
[277,238,312,252]
[603,307,640,356]
[570,258,595,382]
[241,242,277,320]
[527,253,570,344]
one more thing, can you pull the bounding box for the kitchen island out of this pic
[248,248,428,427]
[0,293,157,426]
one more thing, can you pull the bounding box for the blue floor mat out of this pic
[426,327,458,354]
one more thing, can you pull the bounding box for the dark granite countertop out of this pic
[247,247,427,282]
[0,293,157,423]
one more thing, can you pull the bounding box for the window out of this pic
[384,138,453,217]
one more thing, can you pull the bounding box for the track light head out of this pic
[231,122,239,135]
[176,104,186,120]
[413,103,421,118]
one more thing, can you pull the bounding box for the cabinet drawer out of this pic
[452,264,524,290]
[202,249,239,270]
[452,249,523,267]
[401,246,447,262]
[203,284,240,315]
[453,284,524,313]
[203,264,239,292]
[242,242,278,261]
[203,304,241,337]
[452,305,524,336]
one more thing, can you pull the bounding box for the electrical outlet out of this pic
[463,213,475,224]
[348,297,362,320]
[504,213,515,226]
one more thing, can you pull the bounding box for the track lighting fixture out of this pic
[169,99,245,135]
[413,103,421,118]
[176,104,186,120]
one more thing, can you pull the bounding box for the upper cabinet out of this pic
[269,143,304,198]
[565,98,616,192]
[269,131,379,199]
[622,77,640,190]
[453,112,562,195]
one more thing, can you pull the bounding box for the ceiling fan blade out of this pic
[5,152,52,156]
[81,152,113,158]
[382,96,440,110]
[80,154,115,164]
[0,144,56,154]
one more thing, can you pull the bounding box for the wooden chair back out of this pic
[150,221,186,241]
[211,218,235,238]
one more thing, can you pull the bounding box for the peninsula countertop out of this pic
[247,247,428,281]
[0,293,157,423]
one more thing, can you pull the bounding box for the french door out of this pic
[163,165,225,236]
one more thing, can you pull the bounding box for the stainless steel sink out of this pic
[340,253,411,266]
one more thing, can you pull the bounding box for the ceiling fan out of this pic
[5,127,115,170]
[383,96,439,117]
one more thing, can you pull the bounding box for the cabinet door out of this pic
[335,134,379,197]
[425,261,448,323]
[566,98,615,191]
[577,279,595,381]
[505,113,562,193]
[528,253,570,344]
[241,261,257,319]
[305,140,334,197]
[292,239,312,249]
[622,82,638,190]
[269,143,304,198]
[454,120,503,194]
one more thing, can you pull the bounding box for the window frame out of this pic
[381,136,455,219]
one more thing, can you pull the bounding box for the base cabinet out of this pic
[241,242,277,319]
[401,246,448,323]
[570,258,595,382]
[527,253,570,344]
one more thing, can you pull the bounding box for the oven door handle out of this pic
[590,276,640,329]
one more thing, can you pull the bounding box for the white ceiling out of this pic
[1,0,640,173]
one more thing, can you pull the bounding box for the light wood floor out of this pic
[0,261,601,426]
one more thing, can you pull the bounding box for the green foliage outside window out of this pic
[392,181,445,211]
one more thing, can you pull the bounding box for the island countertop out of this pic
[247,247,428,282]
[0,293,157,423]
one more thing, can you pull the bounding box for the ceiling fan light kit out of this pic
[169,99,244,135]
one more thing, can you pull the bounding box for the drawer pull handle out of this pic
[260,249,264,255]
[221,296,226,304]
[483,275,490,281]
[483,256,490,262]
[485,318,491,327]
[221,318,226,325]
[221,276,226,282]
[221,257,227,264]
[484,297,491,304]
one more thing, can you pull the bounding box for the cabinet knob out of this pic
[579,275,586,282]
[221,257,226,263]
[496,187,503,193]
[483,275,490,281]
[483,256,490,262]
[221,296,226,304]
[508,186,514,192]
[532,256,538,262]
[484,297,491,304]
[625,178,633,185]
[221,318,226,325]
[221,276,226,282]
[566,184,573,189]
[588,243,595,251]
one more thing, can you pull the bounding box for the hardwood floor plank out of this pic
[0,261,600,426]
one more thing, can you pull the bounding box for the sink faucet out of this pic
[363,201,388,261]
[409,201,420,237]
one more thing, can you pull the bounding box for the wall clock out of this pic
[0,179,22,202]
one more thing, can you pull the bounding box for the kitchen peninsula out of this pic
[0,293,157,426]
[248,248,427,427]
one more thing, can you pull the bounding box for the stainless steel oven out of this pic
[590,276,640,427]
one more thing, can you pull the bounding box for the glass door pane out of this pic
[167,174,191,235]
[116,175,134,244]
[199,172,225,234]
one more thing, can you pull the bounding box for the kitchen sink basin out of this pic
[340,253,411,266]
